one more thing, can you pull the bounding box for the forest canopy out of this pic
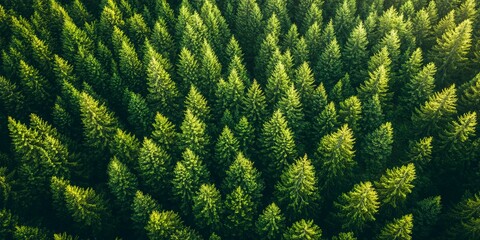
[0,0,479,239]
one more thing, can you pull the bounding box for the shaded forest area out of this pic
[0,0,479,239]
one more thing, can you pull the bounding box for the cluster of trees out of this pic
[0,0,479,239]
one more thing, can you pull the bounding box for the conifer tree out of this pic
[315,124,356,189]
[399,63,436,116]
[332,232,357,240]
[224,186,255,239]
[378,214,414,240]
[177,48,200,92]
[109,129,140,169]
[313,102,339,143]
[336,181,379,230]
[358,65,391,111]
[131,191,160,237]
[79,92,118,152]
[138,138,171,199]
[375,164,416,207]
[199,40,222,98]
[214,126,240,177]
[172,149,210,215]
[223,152,264,206]
[234,116,256,155]
[151,112,177,155]
[200,0,231,59]
[276,84,305,142]
[275,155,319,220]
[413,9,434,49]
[263,0,291,34]
[266,62,291,108]
[185,85,212,124]
[242,80,267,129]
[407,137,433,171]
[449,192,480,239]
[360,94,384,134]
[331,73,355,103]
[260,110,297,183]
[235,0,263,66]
[283,24,300,52]
[339,96,362,134]
[107,157,138,209]
[334,0,358,44]
[118,39,144,92]
[343,21,369,87]
[192,183,223,232]
[439,112,477,161]
[305,22,322,64]
[432,19,472,84]
[400,48,423,86]
[256,203,286,240]
[179,109,210,158]
[18,60,51,113]
[13,226,48,240]
[367,47,392,75]
[362,122,394,179]
[181,13,208,57]
[215,69,245,122]
[412,84,457,135]
[124,90,152,136]
[412,196,442,239]
[0,76,25,118]
[146,210,184,240]
[316,38,343,90]
[151,19,174,61]
[459,73,480,113]
[283,219,322,240]
[256,32,280,83]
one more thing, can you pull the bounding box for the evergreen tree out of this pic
[358,65,391,111]
[215,69,245,122]
[263,0,291,34]
[406,137,433,171]
[260,110,297,183]
[432,19,472,84]
[124,90,152,137]
[131,191,160,237]
[412,84,457,135]
[343,21,369,87]
[224,186,255,239]
[178,109,210,158]
[151,113,177,155]
[151,19,174,61]
[275,155,319,220]
[13,226,48,240]
[177,48,200,92]
[235,0,263,66]
[334,0,358,44]
[192,183,223,232]
[283,219,322,240]
[312,102,339,143]
[18,60,51,113]
[336,181,380,230]
[400,48,424,86]
[378,214,414,240]
[362,122,394,179]
[109,128,140,171]
[375,164,416,207]
[459,73,480,113]
[234,116,256,156]
[305,22,322,64]
[399,63,436,116]
[256,203,286,240]
[185,85,212,124]
[439,111,477,161]
[316,38,343,90]
[138,138,171,199]
[360,94,384,133]
[276,84,305,142]
[146,52,180,118]
[146,210,184,240]
[449,192,480,239]
[338,96,362,134]
[118,39,144,92]
[332,232,357,240]
[199,40,222,98]
[214,126,240,177]
[315,124,356,189]
[242,79,268,129]
[412,196,442,238]
[107,157,138,209]
[172,149,210,215]
[265,61,291,108]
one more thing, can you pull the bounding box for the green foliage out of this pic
[146,54,179,118]
[214,126,240,176]
[412,196,442,238]
[275,155,319,220]
[107,157,138,208]
[375,164,416,207]
[151,113,177,154]
[138,138,171,198]
[256,203,286,240]
[192,183,223,232]
[146,210,184,240]
[336,181,379,230]
[362,122,394,178]
[179,109,210,158]
[378,214,414,240]
[283,219,322,240]
[131,191,160,236]
[224,186,255,239]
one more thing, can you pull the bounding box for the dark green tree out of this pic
[178,109,210,158]
[224,186,255,239]
[375,164,416,207]
[131,191,160,237]
[214,126,240,177]
[343,21,369,87]
[146,210,184,240]
[151,112,177,155]
[235,0,263,66]
[255,203,286,240]
[283,219,322,240]
[316,38,343,90]
[362,122,394,179]
[378,214,414,240]
[192,183,223,232]
[138,138,171,199]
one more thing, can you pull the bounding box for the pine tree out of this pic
[413,9,434,49]
[79,92,118,151]
[13,226,48,240]
[215,69,245,122]
[358,65,391,111]
[214,126,240,177]
[334,0,358,44]
[151,112,177,155]
[234,116,256,155]
[172,148,210,215]
[283,219,322,240]
[18,60,51,113]
[283,23,300,52]
[179,109,210,158]
[332,232,357,240]
[292,62,316,116]
[200,0,231,60]
[126,13,149,49]
[316,38,343,90]
[256,203,286,240]
[432,19,472,84]
[199,40,222,98]
[315,124,356,189]
[138,138,171,199]
[331,73,355,103]
[260,110,297,183]
[124,90,153,137]
[339,96,362,134]
[378,214,414,240]
[305,22,322,64]
[412,196,442,238]
[235,0,263,66]
[407,137,433,171]
[131,191,160,237]
[450,192,480,239]
[109,129,141,169]
[263,0,291,34]
[181,12,208,57]
[146,50,180,118]
[459,73,480,113]
[412,84,457,135]
[265,61,291,108]
[177,48,200,92]
[336,181,379,230]
[313,102,339,143]
[439,112,477,161]
[185,85,212,124]
[146,210,184,240]
[400,48,423,86]
[400,63,436,116]
[362,122,394,179]
[242,79,268,129]
[276,84,305,142]
[192,183,223,232]
[64,184,109,235]
[151,18,174,61]
[375,164,416,207]
[107,157,138,209]
[275,155,319,220]
[118,39,144,92]
[256,31,280,84]
[343,21,369,87]
[368,47,392,75]
[224,186,255,239]
[0,76,25,118]
[361,94,384,134]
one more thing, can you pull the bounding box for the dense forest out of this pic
[0,0,479,239]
